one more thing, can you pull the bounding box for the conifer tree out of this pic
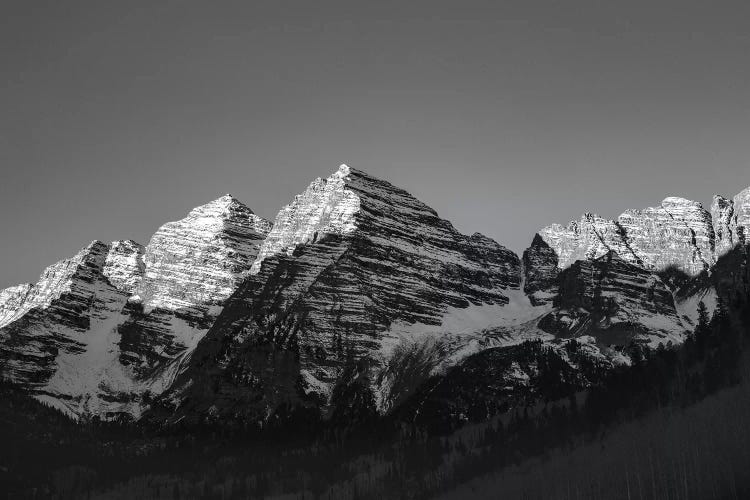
[712,294,729,325]
[697,300,710,331]
[695,301,710,355]
[711,294,733,347]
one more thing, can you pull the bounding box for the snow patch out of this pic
[373,291,551,411]
[676,287,717,326]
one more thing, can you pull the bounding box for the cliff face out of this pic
[0,197,271,419]
[712,186,750,256]
[135,194,271,313]
[0,241,141,333]
[102,240,146,294]
[524,190,750,306]
[118,195,271,381]
[538,252,686,348]
[618,197,715,275]
[524,197,716,306]
[162,165,529,420]
[0,241,137,415]
[521,187,750,352]
[0,284,34,329]
[522,235,560,306]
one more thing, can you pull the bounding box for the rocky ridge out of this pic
[522,187,750,352]
[0,196,271,418]
[523,194,750,307]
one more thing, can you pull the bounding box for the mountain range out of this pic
[1,164,748,427]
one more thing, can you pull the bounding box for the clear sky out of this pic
[1,0,749,288]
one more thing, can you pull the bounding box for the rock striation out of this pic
[618,197,715,274]
[136,194,271,313]
[249,168,359,274]
[0,241,136,414]
[117,195,272,381]
[712,186,750,257]
[538,251,686,348]
[102,240,145,294]
[0,284,34,329]
[524,187,750,348]
[161,165,527,421]
[0,196,271,419]
[737,187,750,242]
[524,197,717,305]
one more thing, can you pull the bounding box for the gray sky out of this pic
[1,0,749,288]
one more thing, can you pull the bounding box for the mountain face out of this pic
[524,197,716,306]
[0,197,270,419]
[524,188,750,336]
[0,241,140,414]
[712,186,750,255]
[117,195,271,382]
[159,165,531,421]
[537,251,685,348]
[0,165,748,425]
[135,195,271,313]
[398,336,613,431]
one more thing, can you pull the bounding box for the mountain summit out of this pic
[164,164,528,420]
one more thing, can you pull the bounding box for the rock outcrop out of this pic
[712,195,738,257]
[737,187,750,243]
[522,235,560,306]
[0,284,34,329]
[538,252,686,348]
[712,186,750,257]
[102,240,145,294]
[618,197,715,274]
